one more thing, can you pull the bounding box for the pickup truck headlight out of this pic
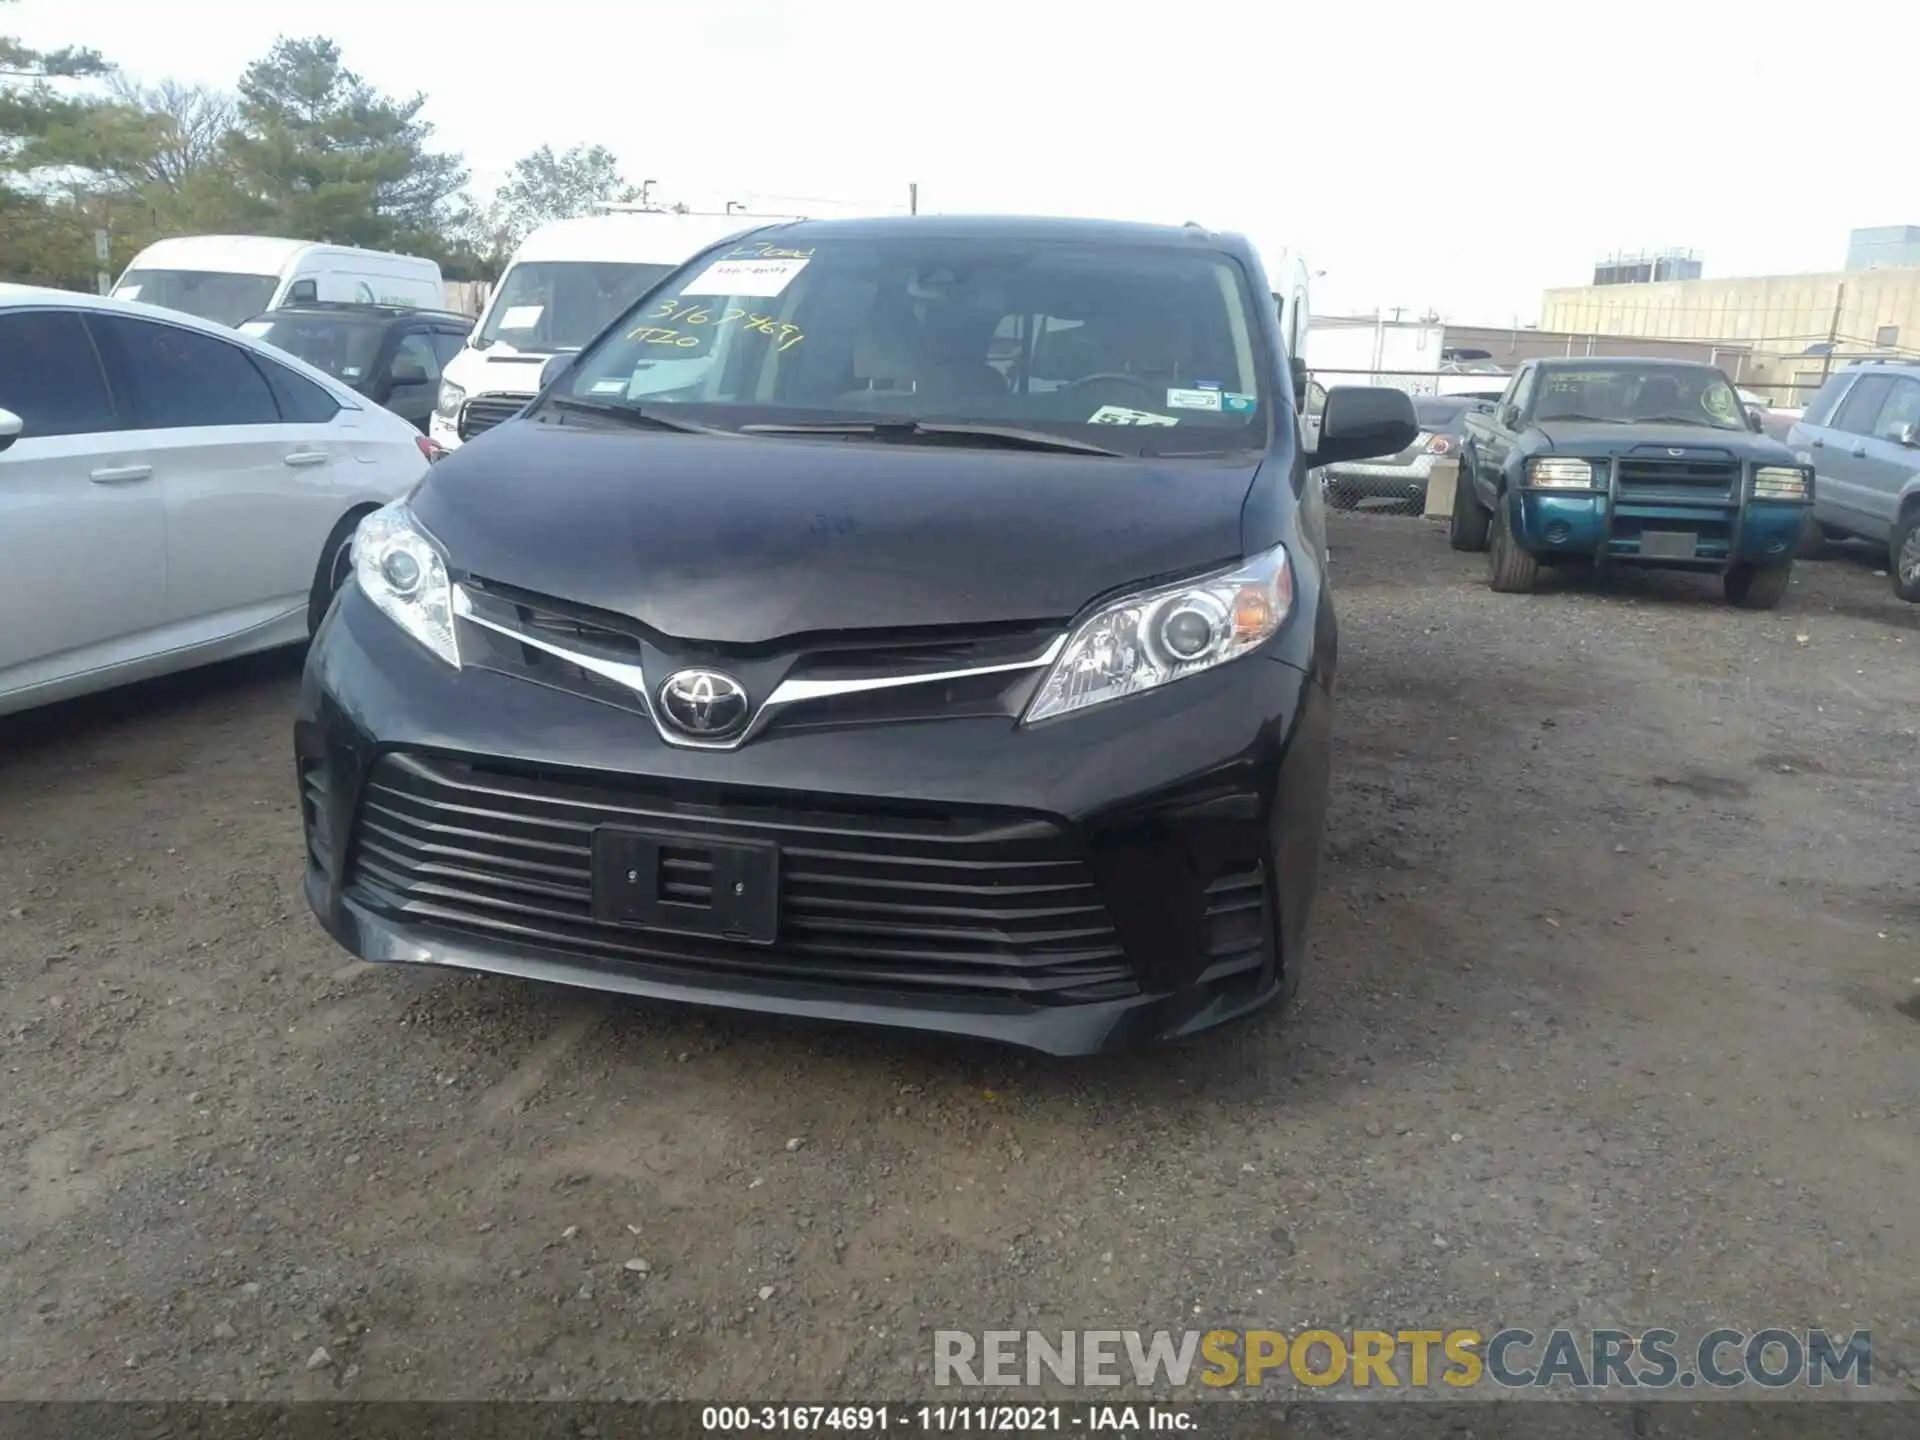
[1528,457,1598,489]
[435,380,466,419]
[1024,545,1293,724]
[1753,465,1811,501]
[353,502,461,669]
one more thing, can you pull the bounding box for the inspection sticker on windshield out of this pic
[680,257,810,298]
[589,378,629,395]
[1167,387,1223,412]
[499,305,544,330]
[1223,392,1257,414]
[1087,405,1178,427]
[237,321,272,337]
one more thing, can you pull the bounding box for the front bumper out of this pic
[295,585,1335,1055]
[1513,492,1807,568]
[1322,455,1436,505]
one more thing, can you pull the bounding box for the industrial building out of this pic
[1537,226,1920,405]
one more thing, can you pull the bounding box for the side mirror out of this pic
[1745,406,1767,432]
[0,406,21,454]
[1500,404,1521,429]
[540,353,574,392]
[388,358,431,388]
[1311,386,1419,468]
[1289,355,1309,410]
[1900,422,1920,449]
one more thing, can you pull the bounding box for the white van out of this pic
[112,237,444,328]
[430,210,797,453]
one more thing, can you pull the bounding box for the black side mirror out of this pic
[388,358,431,389]
[0,406,21,455]
[540,353,574,392]
[1312,386,1419,468]
[1289,355,1309,410]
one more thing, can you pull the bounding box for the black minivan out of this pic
[295,216,1415,1054]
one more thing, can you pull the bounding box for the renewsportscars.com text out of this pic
[933,1327,1874,1390]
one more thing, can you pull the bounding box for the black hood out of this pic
[410,422,1258,645]
[1534,421,1797,463]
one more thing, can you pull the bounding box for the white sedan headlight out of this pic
[1753,465,1811,500]
[435,380,466,418]
[1024,545,1293,724]
[353,502,460,668]
[1528,457,1597,488]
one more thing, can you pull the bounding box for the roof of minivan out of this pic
[736,214,1254,251]
[125,235,437,275]
[511,212,791,265]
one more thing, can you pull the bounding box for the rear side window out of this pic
[0,309,118,439]
[257,354,343,424]
[1800,373,1855,427]
[1829,373,1895,437]
[88,314,281,429]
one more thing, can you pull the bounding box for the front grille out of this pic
[457,395,531,441]
[343,753,1138,1003]
[1616,457,1740,499]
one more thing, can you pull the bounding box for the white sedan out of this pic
[0,284,432,716]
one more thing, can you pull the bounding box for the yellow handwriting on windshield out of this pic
[630,302,803,352]
[722,242,815,261]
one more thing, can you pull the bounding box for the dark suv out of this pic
[238,303,471,432]
[1788,360,1920,600]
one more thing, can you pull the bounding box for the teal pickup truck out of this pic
[1452,357,1814,609]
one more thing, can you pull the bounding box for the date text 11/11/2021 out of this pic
[701,1405,1197,1433]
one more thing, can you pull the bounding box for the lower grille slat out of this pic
[344,752,1138,1002]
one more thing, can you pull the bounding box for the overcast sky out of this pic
[17,0,1919,322]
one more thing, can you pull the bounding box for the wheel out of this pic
[1892,508,1920,603]
[307,509,373,636]
[1724,561,1793,610]
[1448,458,1492,551]
[1486,491,1539,593]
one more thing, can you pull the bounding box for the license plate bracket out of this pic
[1640,530,1699,560]
[590,829,779,945]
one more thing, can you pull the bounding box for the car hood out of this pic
[410,421,1259,645]
[1533,421,1797,463]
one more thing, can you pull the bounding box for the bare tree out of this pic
[105,75,234,189]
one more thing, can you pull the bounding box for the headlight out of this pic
[1528,457,1597,489]
[1753,465,1810,501]
[435,380,466,418]
[352,502,460,668]
[1024,545,1293,724]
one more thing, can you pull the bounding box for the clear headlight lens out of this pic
[1024,545,1293,725]
[1753,465,1811,500]
[435,380,466,418]
[352,502,460,668]
[1529,457,1597,488]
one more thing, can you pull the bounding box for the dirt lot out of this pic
[2,514,1917,1405]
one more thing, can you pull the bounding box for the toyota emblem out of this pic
[1667,448,1686,457]
[658,669,751,739]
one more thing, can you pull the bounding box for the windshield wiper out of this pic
[547,395,726,435]
[1537,413,1625,424]
[1637,415,1724,428]
[737,419,1123,457]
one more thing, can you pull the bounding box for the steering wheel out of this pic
[1063,372,1160,405]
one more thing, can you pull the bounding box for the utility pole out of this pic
[909,182,918,216]
[1820,282,1846,382]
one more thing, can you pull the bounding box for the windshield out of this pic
[1533,366,1747,429]
[237,314,386,388]
[114,269,279,327]
[556,235,1271,454]
[477,260,677,352]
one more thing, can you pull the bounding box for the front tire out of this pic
[307,509,373,637]
[1724,561,1793,610]
[1892,508,1920,603]
[1448,459,1492,551]
[1486,491,1539,593]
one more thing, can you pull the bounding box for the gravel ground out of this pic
[2,514,1916,1409]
